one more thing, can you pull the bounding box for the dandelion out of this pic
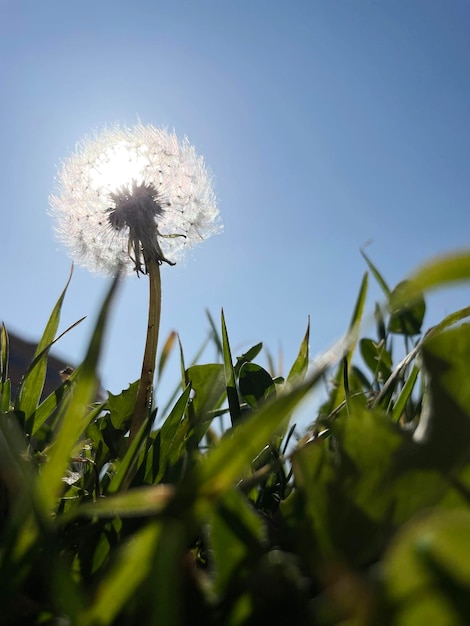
[50,124,221,440]
[50,123,220,275]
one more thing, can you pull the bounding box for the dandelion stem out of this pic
[129,257,162,443]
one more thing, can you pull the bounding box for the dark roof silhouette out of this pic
[6,329,74,400]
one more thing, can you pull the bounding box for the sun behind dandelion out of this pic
[50,124,221,275]
[50,123,221,441]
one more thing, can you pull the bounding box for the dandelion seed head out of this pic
[50,124,221,275]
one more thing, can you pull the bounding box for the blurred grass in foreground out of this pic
[0,250,470,625]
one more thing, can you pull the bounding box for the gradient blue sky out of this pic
[1,1,469,423]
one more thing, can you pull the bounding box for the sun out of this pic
[88,141,150,193]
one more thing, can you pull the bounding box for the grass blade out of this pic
[390,250,470,310]
[39,272,120,512]
[81,521,161,626]
[361,248,391,297]
[287,317,310,384]
[221,309,241,425]
[0,322,8,384]
[391,364,419,423]
[195,331,357,499]
[15,266,74,420]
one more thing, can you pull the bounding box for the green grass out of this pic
[1,250,470,625]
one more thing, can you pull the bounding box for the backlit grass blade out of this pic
[427,305,470,336]
[198,328,359,497]
[70,485,174,519]
[349,271,369,339]
[197,336,353,498]
[0,322,8,384]
[323,271,368,417]
[81,521,161,626]
[391,364,419,423]
[361,248,391,297]
[390,250,470,310]
[0,413,46,568]
[221,309,241,425]
[151,384,191,484]
[198,377,318,498]
[30,364,81,436]
[0,323,10,412]
[39,272,120,512]
[157,330,177,379]
[150,520,186,626]
[107,416,152,494]
[287,317,310,384]
[206,308,223,356]
[15,266,73,420]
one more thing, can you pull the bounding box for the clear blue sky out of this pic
[1,1,469,423]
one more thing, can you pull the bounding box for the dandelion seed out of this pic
[50,124,221,275]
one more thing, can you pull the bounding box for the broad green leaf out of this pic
[292,404,405,564]
[39,272,120,512]
[239,362,276,408]
[360,338,392,381]
[291,399,458,566]
[234,342,263,376]
[329,406,403,515]
[221,310,241,425]
[15,266,73,421]
[186,363,226,424]
[184,362,226,450]
[384,509,470,625]
[389,280,426,335]
[107,381,139,429]
[334,402,457,527]
[413,323,470,471]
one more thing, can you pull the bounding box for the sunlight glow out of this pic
[88,141,149,192]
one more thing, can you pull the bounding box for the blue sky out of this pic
[1,1,469,425]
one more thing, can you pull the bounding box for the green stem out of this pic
[129,258,162,443]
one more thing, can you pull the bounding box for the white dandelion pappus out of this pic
[50,124,221,275]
